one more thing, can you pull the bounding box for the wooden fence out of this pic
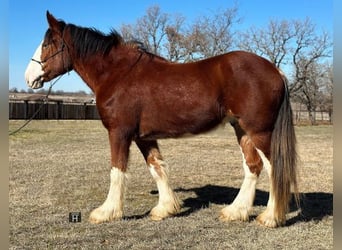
[9,100,100,120]
[9,99,332,124]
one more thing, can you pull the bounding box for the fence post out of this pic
[83,102,87,120]
[24,100,28,120]
[57,101,62,120]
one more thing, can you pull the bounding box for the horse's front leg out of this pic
[136,139,181,220]
[89,129,131,224]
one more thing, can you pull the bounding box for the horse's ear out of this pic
[46,11,63,36]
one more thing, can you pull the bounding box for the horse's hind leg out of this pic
[220,123,263,222]
[254,147,280,227]
[136,139,181,220]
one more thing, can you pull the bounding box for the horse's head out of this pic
[25,11,72,89]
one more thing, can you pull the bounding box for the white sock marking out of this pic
[89,167,127,223]
[149,160,173,206]
[231,148,258,209]
[149,158,180,218]
[255,148,275,211]
[102,168,126,214]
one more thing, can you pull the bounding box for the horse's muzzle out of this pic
[28,76,44,89]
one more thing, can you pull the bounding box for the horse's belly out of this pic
[138,111,224,140]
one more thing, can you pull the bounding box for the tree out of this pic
[291,61,325,124]
[294,62,333,124]
[239,18,332,80]
[120,5,241,62]
[290,19,332,124]
[120,5,170,55]
[323,64,333,122]
[164,14,186,61]
[290,19,332,92]
[239,18,332,124]
[9,87,18,93]
[238,19,294,68]
[186,6,241,60]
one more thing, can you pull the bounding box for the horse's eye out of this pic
[42,43,49,48]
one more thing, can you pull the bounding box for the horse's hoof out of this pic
[88,206,123,224]
[219,205,249,222]
[256,210,285,228]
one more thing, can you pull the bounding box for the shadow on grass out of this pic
[171,185,333,225]
[124,185,332,225]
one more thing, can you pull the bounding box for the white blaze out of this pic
[24,41,45,88]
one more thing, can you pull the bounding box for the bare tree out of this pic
[239,17,332,124]
[176,23,209,62]
[120,23,135,41]
[290,19,332,124]
[312,63,333,123]
[164,14,186,62]
[239,18,332,81]
[292,61,333,125]
[290,19,332,92]
[238,19,294,67]
[184,6,241,61]
[292,61,321,124]
[120,5,169,55]
[317,63,333,123]
[121,5,241,62]
[324,64,333,122]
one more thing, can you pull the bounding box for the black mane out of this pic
[45,21,124,58]
[45,20,166,60]
[67,24,123,57]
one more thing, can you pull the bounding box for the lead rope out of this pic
[9,74,63,136]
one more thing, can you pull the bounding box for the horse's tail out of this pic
[271,74,299,222]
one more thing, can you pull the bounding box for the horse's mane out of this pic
[65,24,123,57]
[46,20,167,61]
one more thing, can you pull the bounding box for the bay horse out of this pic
[25,11,299,227]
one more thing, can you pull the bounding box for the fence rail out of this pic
[9,100,332,124]
[9,100,100,120]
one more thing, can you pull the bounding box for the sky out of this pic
[9,0,333,93]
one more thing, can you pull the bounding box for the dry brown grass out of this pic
[9,120,333,249]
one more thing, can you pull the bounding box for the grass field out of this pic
[9,120,333,249]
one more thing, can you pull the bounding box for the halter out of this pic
[11,41,67,136]
[31,43,66,66]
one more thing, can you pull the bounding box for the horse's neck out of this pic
[71,46,148,94]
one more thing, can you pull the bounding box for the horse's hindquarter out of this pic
[219,51,285,132]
